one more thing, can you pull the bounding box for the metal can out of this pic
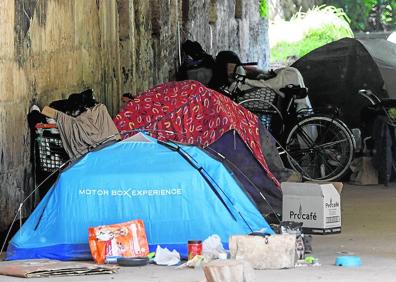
[187,240,202,261]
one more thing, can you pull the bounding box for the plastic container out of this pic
[335,256,362,267]
[187,240,202,261]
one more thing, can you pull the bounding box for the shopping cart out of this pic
[34,123,69,172]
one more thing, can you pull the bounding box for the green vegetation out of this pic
[387,107,396,121]
[259,0,268,18]
[270,5,354,64]
[324,0,395,31]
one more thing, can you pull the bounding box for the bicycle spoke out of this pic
[287,155,316,179]
[287,145,319,178]
[313,138,349,149]
[291,147,335,179]
[289,124,316,148]
[315,149,340,178]
[313,118,337,147]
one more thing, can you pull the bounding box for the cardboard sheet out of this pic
[0,259,117,278]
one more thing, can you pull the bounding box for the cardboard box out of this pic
[282,182,341,234]
[307,181,343,194]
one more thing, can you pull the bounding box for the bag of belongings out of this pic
[88,219,149,264]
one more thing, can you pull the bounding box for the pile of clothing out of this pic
[28,89,120,161]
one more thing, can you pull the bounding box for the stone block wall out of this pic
[0,0,122,231]
[183,0,269,69]
[0,0,269,231]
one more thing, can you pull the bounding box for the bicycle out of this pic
[357,89,396,185]
[358,89,396,127]
[220,64,356,181]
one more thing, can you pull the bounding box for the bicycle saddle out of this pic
[279,84,308,99]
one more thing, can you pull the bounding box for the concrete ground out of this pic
[0,183,395,282]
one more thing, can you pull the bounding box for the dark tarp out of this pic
[359,39,396,98]
[292,38,396,128]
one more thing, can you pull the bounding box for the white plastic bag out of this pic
[202,234,226,260]
[153,245,180,266]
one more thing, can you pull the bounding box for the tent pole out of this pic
[157,139,238,222]
[205,146,281,224]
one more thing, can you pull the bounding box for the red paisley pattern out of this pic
[113,80,280,187]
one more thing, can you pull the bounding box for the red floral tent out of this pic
[114,80,280,189]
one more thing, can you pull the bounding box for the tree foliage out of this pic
[323,0,395,31]
[270,5,353,63]
[259,0,268,18]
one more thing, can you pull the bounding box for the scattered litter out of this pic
[202,234,227,260]
[148,252,156,260]
[295,260,308,267]
[218,253,228,260]
[153,245,180,266]
[295,256,321,267]
[177,234,227,269]
[305,256,321,266]
[304,256,315,264]
[176,255,206,269]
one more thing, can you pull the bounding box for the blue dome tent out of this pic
[6,133,273,260]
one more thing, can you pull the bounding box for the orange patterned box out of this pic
[88,219,149,264]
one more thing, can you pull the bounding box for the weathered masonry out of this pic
[0,0,269,231]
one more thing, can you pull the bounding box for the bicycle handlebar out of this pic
[232,63,259,80]
[357,89,382,105]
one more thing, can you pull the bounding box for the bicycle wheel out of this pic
[285,116,354,181]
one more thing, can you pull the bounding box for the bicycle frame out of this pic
[222,66,356,181]
[358,89,396,127]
